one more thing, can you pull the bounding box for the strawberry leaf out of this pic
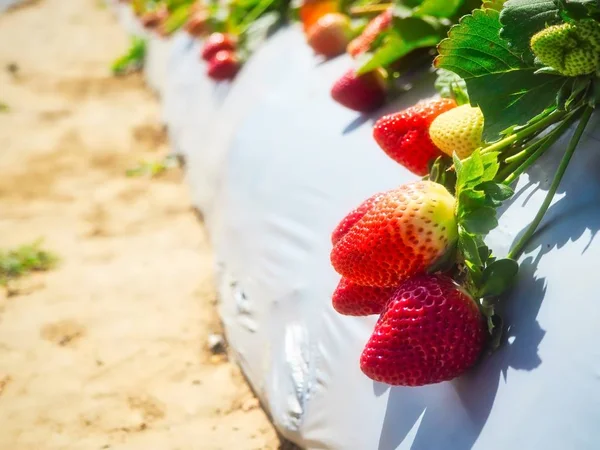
[482,0,507,11]
[413,0,464,18]
[476,181,514,201]
[480,258,519,297]
[435,8,566,141]
[499,0,560,64]
[461,206,498,235]
[434,68,469,105]
[458,227,482,266]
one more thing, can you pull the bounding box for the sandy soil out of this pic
[0,1,281,449]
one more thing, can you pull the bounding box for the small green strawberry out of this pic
[429,104,484,160]
[330,181,458,287]
[530,19,600,77]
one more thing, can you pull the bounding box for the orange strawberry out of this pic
[306,13,353,58]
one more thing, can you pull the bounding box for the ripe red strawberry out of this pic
[332,278,397,316]
[207,50,240,81]
[373,98,457,176]
[306,13,352,58]
[201,33,237,61]
[360,274,486,386]
[331,69,386,112]
[347,8,393,58]
[331,192,384,245]
[330,181,457,287]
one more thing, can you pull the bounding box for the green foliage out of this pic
[435,9,565,142]
[0,241,58,286]
[434,68,469,105]
[453,150,517,299]
[111,37,146,76]
[356,0,466,75]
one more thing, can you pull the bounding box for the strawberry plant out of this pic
[330,0,600,386]
[111,36,146,75]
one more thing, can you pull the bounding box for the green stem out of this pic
[502,109,582,185]
[237,0,276,35]
[503,141,542,165]
[507,106,593,260]
[481,109,566,155]
[350,3,392,16]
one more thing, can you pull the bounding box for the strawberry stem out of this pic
[502,109,582,185]
[480,109,566,156]
[507,106,594,260]
[349,3,392,16]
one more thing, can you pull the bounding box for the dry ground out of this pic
[0,1,280,448]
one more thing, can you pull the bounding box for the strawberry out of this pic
[330,181,458,287]
[347,8,393,58]
[360,274,486,386]
[330,69,386,112]
[201,33,237,62]
[141,6,168,29]
[331,192,384,245]
[300,0,338,32]
[332,278,397,316]
[307,13,353,58]
[530,19,600,77]
[428,104,484,159]
[207,50,240,81]
[373,98,457,176]
[185,10,210,37]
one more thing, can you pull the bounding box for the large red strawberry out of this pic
[207,50,240,81]
[331,69,386,112]
[306,13,353,58]
[373,98,457,176]
[201,33,237,61]
[347,8,393,58]
[360,274,486,386]
[332,278,397,316]
[330,181,457,287]
[331,192,384,245]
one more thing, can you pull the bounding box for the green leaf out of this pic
[413,0,464,18]
[499,0,560,63]
[480,258,519,297]
[456,149,484,193]
[480,152,500,180]
[240,11,280,55]
[434,68,469,105]
[476,180,514,201]
[483,0,507,11]
[458,226,482,266]
[357,16,447,74]
[461,206,498,234]
[435,9,565,141]
[459,189,487,213]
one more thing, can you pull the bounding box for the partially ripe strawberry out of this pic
[331,69,386,112]
[300,0,338,32]
[207,50,240,81]
[141,6,167,29]
[530,19,600,77]
[201,33,237,61]
[185,10,210,37]
[347,8,393,58]
[307,13,353,58]
[429,104,484,159]
[360,274,486,386]
[330,181,458,287]
[373,98,457,176]
[331,192,384,245]
[332,278,397,316]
